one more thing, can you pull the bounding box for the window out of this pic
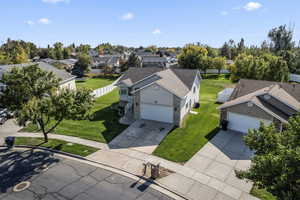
[186,103,188,109]
[120,89,127,95]
[193,86,196,94]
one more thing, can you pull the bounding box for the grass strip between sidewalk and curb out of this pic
[14,137,99,157]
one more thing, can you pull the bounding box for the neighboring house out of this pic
[218,79,300,133]
[39,58,78,71]
[116,67,201,126]
[139,56,168,68]
[88,49,99,57]
[0,62,76,92]
[92,55,121,73]
[58,59,78,70]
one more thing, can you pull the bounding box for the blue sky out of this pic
[1,0,300,48]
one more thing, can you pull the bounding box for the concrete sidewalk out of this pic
[0,120,257,200]
[87,147,257,200]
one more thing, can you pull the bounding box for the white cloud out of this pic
[38,18,51,24]
[243,2,262,11]
[220,11,229,16]
[152,29,161,35]
[25,20,35,25]
[42,0,70,3]
[121,12,134,21]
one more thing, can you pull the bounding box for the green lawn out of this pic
[15,137,99,157]
[153,78,233,163]
[251,186,277,200]
[76,77,116,90]
[22,89,128,143]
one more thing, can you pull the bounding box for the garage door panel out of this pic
[141,104,173,123]
[227,112,272,133]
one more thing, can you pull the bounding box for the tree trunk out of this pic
[43,132,48,143]
[38,118,48,143]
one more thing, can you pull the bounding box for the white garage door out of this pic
[140,104,173,123]
[227,112,272,134]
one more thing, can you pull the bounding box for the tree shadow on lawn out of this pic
[0,148,60,193]
[89,103,128,143]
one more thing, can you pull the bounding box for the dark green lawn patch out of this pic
[76,77,116,90]
[15,137,99,157]
[153,79,233,162]
[250,186,277,200]
[22,89,128,143]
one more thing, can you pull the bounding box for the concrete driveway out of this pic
[185,130,254,194]
[158,130,256,200]
[108,120,173,154]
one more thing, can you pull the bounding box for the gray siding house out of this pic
[116,67,201,126]
[218,79,300,133]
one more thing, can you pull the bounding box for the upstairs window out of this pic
[120,89,127,95]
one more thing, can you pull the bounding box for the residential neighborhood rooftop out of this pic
[0,62,76,83]
[118,67,200,98]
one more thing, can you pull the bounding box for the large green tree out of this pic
[237,115,300,200]
[211,57,226,74]
[121,53,140,72]
[53,42,64,60]
[268,25,294,53]
[178,45,208,69]
[0,64,59,111]
[72,54,91,77]
[231,53,289,82]
[18,89,94,142]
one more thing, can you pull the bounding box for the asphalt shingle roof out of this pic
[220,79,300,122]
[118,67,200,98]
[0,62,75,83]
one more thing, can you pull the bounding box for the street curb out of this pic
[0,145,189,200]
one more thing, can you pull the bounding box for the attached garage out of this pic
[140,104,173,123]
[227,112,272,134]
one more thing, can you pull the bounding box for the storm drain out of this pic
[13,181,31,192]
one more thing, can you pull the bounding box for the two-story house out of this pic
[116,67,201,126]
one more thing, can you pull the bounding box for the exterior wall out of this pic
[273,118,283,132]
[179,76,200,122]
[173,95,181,126]
[133,90,141,120]
[220,109,227,122]
[59,79,76,90]
[140,84,173,106]
[119,85,130,102]
[225,103,273,121]
[221,106,285,132]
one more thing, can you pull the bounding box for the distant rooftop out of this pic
[0,62,75,84]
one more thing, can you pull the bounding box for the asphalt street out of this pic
[0,148,174,200]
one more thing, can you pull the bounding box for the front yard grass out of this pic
[153,78,233,163]
[22,89,128,143]
[250,186,277,200]
[15,137,99,157]
[76,77,116,90]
